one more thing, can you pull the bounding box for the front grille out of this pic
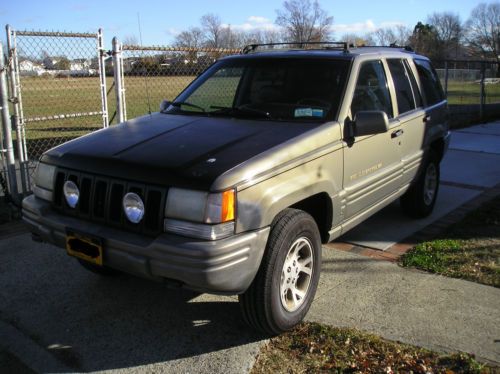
[53,168,166,236]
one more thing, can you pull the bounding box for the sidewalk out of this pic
[311,121,500,365]
[309,248,500,365]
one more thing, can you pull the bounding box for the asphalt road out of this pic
[0,233,265,373]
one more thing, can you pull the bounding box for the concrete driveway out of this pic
[0,233,264,373]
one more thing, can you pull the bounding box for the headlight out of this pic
[63,180,79,208]
[123,192,145,223]
[164,188,236,240]
[33,162,56,201]
[165,188,235,224]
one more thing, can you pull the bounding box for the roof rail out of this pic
[350,43,414,52]
[242,41,349,54]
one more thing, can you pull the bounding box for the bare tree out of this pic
[123,35,139,46]
[427,12,462,59]
[373,28,397,45]
[275,0,333,43]
[174,27,205,48]
[372,25,411,46]
[201,13,224,48]
[342,33,371,46]
[466,2,500,64]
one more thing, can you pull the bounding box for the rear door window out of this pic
[414,59,444,106]
[387,59,417,115]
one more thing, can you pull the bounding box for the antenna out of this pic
[137,12,153,116]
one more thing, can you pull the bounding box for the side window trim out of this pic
[403,59,423,109]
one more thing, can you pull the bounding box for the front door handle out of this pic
[391,129,404,138]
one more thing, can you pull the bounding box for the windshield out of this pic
[165,57,351,121]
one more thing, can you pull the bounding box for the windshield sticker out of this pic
[295,108,313,117]
[312,109,324,117]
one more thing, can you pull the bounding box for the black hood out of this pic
[42,113,322,190]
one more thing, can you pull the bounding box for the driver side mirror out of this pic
[353,111,389,137]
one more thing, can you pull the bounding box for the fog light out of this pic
[63,181,79,208]
[123,192,145,223]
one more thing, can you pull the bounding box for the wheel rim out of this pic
[279,237,314,312]
[423,163,437,206]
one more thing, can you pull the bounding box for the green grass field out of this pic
[12,75,500,160]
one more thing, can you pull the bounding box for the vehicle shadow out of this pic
[0,239,266,372]
[40,273,265,371]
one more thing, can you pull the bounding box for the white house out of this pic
[19,59,45,76]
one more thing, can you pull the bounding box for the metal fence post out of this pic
[97,28,109,128]
[112,37,125,123]
[0,42,19,200]
[5,25,29,194]
[480,62,485,120]
[444,60,449,99]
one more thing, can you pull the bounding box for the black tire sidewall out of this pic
[417,153,440,214]
[268,213,321,331]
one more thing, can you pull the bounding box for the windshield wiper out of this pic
[167,101,206,113]
[210,105,272,119]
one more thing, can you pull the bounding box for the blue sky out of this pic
[0,0,484,48]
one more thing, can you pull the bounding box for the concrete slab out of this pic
[457,122,500,137]
[310,249,500,365]
[441,149,500,188]
[449,132,500,155]
[338,184,480,250]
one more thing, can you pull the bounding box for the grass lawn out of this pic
[251,322,495,373]
[400,195,500,287]
[446,80,500,105]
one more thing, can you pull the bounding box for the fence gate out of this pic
[6,26,109,193]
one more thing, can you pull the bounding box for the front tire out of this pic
[239,209,321,334]
[401,151,440,218]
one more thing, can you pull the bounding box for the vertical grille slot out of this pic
[93,180,108,219]
[109,183,124,223]
[79,177,92,215]
[145,190,163,232]
[53,172,66,206]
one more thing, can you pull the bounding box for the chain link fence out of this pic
[3,30,500,199]
[435,59,500,127]
[118,44,240,120]
[5,26,108,191]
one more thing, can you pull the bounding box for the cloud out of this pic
[166,28,181,37]
[221,16,278,32]
[332,19,406,34]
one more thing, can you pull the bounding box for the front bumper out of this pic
[22,195,269,294]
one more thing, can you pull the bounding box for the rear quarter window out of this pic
[414,59,444,106]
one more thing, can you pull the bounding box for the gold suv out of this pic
[23,42,450,334]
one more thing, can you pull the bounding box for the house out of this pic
[18,59,45,76]
[70,58,91,71]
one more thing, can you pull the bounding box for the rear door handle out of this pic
[391,129,404,138]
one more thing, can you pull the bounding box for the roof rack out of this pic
[242,41,349,54]
[350,43,414,52]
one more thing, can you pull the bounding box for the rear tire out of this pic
[401,151,440,218]
[239,208,321,335]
